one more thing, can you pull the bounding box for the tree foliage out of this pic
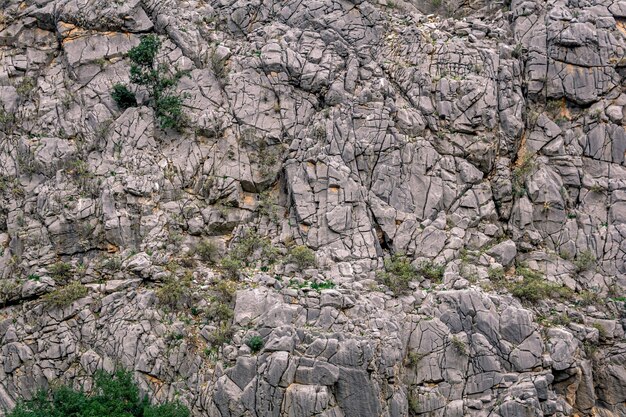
[7,370,189,417]
[112,35,189,130]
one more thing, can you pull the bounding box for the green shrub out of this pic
[377,254,418,295]
[156,275,191,309]
[196,239,220,264]
[408,391,421,414]
[245,335,264,353]
[204,323,233,346]
[7,369,189,417]
[512,153,536,196]
[287,245,317,270]
[44,281,88,308]
[405,350,427,367]
[220,255,243,279]
[417,261,444,282]
[450,335,468,355]
[220,229,278,278]
[488,266,505,282]
[310,280,335,291]
[115,35,189,130]
[574,250,596,272]
[214,279,237,302]
[577,290,600,307]
[206,299,234,323]
[230,229,279,266]
[507,270,573,303]
[48,262,73,285]
[111,83,137,109]
[0,280,20,307]
[16,77,36,99]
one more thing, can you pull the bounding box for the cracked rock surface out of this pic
[1,0,626,416]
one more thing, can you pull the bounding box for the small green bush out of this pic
[408,391,421,414]
[310,280,335,291]
[512,153,536,197]
[287,245,317,270]
[214,279,237,302]
[488,266,505,282]
[245,335,264,353]
[156,275,191,309]
[48,262,73,285]
[204,323,233,346]
[417,261,444,282]
[230,229,279,266]
[16,77,36,99]
[206,299,234,324]
[450,335,468,355]
[196,239,220,264]
[405,351,427,367]
[377,254,418,295]
[43,281,88,308]
[220,255,243,279]
[7,369,189,417]
[577,290,600,307]
[507,270,573,303]
[111,83,137,109]
[0,280,20,306]
[574,250,596,272]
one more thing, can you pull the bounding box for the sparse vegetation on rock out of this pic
[112,34,189,130]
[7,370,189,417]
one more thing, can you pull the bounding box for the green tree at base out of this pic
[7,370,189,417]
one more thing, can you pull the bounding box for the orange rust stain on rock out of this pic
[242,194,255,206]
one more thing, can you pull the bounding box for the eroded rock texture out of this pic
[0,0,625,415]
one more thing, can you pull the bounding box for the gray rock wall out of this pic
[0,0,625,416]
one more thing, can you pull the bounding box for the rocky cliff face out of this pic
[1,0,626,415]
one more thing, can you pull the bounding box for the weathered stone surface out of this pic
[0,0,625,415]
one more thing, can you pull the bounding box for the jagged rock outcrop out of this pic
[0,0,625,416]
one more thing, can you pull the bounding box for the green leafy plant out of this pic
[221,229,278,278]
[156,275,191,309]
[377,254,418,295]
[195,239,220,264]
[507,267,574,303]
[231,229,279,265]
[48,262,73,285]
[417,261,444,283]
[43,281,88,308]
[512,153,536,197]
[16,77,36,99]
[220,255,243,279]
[310,280,335,291]
[204,323,233,347]
[7,369,189,417]
[488,266,505,282]
[405,350,427,367]
[287,245,317,270]
[111,84,137,109]
[450,335,468,355]
[0,280,20,307]
[206,299,234,323]
[574,250,597,272]
[245,335,264,353]
[113,35,189,130]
